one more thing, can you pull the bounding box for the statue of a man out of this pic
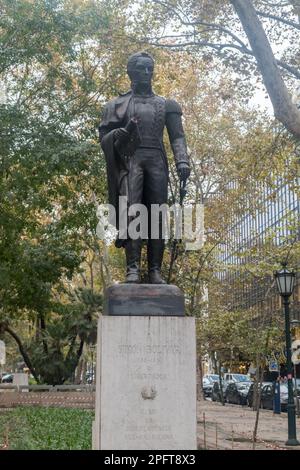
[99,52,190,284]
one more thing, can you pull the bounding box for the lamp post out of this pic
[274,263,299,446]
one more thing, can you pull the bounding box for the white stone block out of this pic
[12,373,29,391]
[94,316,197,450]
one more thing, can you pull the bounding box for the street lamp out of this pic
[274,262,299,446]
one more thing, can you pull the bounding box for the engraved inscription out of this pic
[118,344,181,355]
[118,343,182,365]
[130,371,167,380]
[99,317,196,449]
[116,342,180,443]
[124,422,174,443]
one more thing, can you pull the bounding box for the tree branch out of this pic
[261,1,290,6]
[276,59,300,80]
[76,339,84,363]
[151,0,252,48]
[256,9,300,30]
[39,313,48,355]
[148,37,300,79]
[151,0,300,132]
[230,0,300,138]
[65,335,77,362]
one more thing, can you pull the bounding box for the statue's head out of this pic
[127,52,154,85]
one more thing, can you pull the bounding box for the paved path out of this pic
[197,399,300,450]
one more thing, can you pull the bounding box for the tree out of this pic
[138,0,300,138]
[1,1,298,387]
[144,50,296,394]
[230,0,300,138]
[0,0,133,384]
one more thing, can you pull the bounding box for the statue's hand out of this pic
[177,163,191,181]
[114,127,129,143]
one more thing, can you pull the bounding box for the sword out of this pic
[179,176,188,206]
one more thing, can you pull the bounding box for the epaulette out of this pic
[165,99,182,114]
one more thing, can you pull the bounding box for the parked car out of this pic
[223,373,250,385]
[1,373,13,383]
[225,381,252,405]
[247,382,271,408]
[247,382,292,411]
[202,374,219,397]
[0,372,7,381]
[85,372,95,384]
[211,380,227,402]
[202,378,214,397]
[203,374,219,382]
[260,383,290,411]
[293,378,300,395]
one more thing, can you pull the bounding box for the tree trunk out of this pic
[81,359,87,384]
[76,339,84,363]
[72,340,85,384]
[4,325,39,383]
[231,0,300,139]
[252,359,264,449]
[253,361,260,411]
[197,352,204,400]
[75,358,83,384]
[39,313,48,355]
[218,359,225,406]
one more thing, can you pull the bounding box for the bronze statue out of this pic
[99,52,190,284]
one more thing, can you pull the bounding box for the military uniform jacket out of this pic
[99,90,189,230]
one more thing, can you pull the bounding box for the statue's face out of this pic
[130,56,154,84]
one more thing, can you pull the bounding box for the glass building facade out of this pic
[218,177,300,314]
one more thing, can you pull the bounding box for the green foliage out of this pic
[0,1,298,383]
[0,407,93,450]
[0,0,132,384]
[151,50,298,369]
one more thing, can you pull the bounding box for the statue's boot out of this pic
[148,239,166,284]
[125,239,141,283]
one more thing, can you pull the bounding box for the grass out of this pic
[0,407,94,450]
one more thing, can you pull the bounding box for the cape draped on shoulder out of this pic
[99,91,133,248]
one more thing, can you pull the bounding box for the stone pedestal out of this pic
[104,284,185,316]
[13,373,29,391]
[93,285,197,450]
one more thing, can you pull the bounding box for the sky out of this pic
[249,84,273,116]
